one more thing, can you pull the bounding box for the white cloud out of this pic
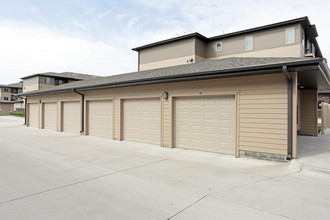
[97,9,111,19]
[73,21,86,30]
[127,16,140,29]
[0,20,137,84]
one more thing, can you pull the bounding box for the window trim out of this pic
[245,35,253,51]
[216,41,223,52]
[286,27,295,44]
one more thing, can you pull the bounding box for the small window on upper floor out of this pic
[4,88,9,92]
[43,77,51,84]
[245,36,253,51]
[4,97,9,101]
[286,27,295,44]
[216,42,223,52]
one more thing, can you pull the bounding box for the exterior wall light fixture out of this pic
[163,92,168,99]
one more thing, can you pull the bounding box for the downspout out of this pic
[282,66,292,160]
[18,95,27,125]
[73,89,84,134]
[23,97,27,125]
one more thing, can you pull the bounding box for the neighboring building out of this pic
[0,101,12,116]
[318,90,330,118]
[133,17,320,71]
[0,82,22,101]
[0,82,24,112]
[21,72,99,93]
[21,17,330,160]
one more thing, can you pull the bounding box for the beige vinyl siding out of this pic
[195,38,205,58]
[43,102,57,130]
[139,38,195,64]
[205,24,301,59]
[139,55,196,71]
[62,101,80,133]
[28,103,39,128]
[23,77,39,93]
[299,89,318,135]
[27,72,289,156]
[87,100,113,138]
[122,98,161,145]
[0,104,11,116]
[113,98,121,140]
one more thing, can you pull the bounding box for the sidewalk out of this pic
[297,130,330,171]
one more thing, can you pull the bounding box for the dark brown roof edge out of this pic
[20,72,97,80]
[132,32,208,51]
[20,58,324,97]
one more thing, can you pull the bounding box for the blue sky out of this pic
[1,0,330,84]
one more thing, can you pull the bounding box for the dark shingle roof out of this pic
[0,82,22,88]
[20,72,100,80]
[21,57,324,96]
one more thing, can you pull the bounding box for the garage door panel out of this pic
[29,104,39,128]
[175,95,236,155]
[87,100,113,138]
[62,102,80,133]
[43,103,57,130]
[123,98,160,145]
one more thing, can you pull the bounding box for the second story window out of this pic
[43,77,51,84]
[4,88,9,92]
[55,79,63,85]
[216,42,223,51]
[245,36,253,51]
[286,27,295,44]
[4,97,9,101]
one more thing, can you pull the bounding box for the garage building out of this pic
[21,57,330,160]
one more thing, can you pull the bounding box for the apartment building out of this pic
[21,72,99,93]
[21,17,330,160]
[0,82,22,101]
[0,83,24,114]
[133,17,320,71]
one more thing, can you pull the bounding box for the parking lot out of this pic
[0,116,330,219]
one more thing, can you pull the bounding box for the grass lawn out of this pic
[318,125,322,134]
[10,111,25,118]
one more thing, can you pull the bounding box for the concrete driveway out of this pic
[0,116,330,220]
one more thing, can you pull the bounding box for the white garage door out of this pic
[43,103,57,130]
[87,100,113,138]
[29,103,39,128]
[62,102,80,133]
[123,98,160,145]
[174,95,236,155]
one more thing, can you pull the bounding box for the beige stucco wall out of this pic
[0,103,11,115]
[26,72,293,157]
[299,89,318,136]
